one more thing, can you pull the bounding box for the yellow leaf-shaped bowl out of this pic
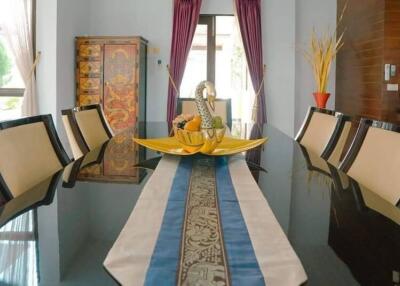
[133,136,268,157]
[173,127,226,154]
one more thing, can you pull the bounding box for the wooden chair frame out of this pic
[61,104,113,154]
[0,115,70,201]
[295,107,352,161]
[177,98,232,130]
[339,118,400,174]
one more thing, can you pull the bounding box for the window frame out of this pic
[199,15,216,84]
[198,14,235,84]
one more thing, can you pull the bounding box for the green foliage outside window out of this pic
[0,40,12,87]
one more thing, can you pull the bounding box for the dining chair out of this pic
[62,141,108,188]
[61,104,113,159]
[296,107,352,167]
[0,115,70,200]
[339,119,400,206]
[0,170,62,228]
[177,98,232,130]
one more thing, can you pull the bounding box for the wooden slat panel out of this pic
[383,0,400,123]
[336,0,400,124]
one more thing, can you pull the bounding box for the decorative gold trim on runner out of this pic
[178,158,230,286]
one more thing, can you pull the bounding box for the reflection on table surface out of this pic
[0,123,398,286]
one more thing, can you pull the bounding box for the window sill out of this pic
[0,88,24,97]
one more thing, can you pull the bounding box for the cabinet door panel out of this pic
[103,44,138,133]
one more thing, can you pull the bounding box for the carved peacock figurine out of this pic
[194,80,216,130]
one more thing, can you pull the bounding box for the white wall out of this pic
[36,0,57,118]
[36,1,60,283]
[36,0,336,139]
[56,0,91,153]
[263,0,296,136]
[87,0,173,122]
[294,0,337,133]
[200,0,233,14]
[36,0,91,155]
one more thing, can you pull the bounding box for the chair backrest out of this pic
[339,119,400,206]
[61,113,85,159]
[296,107,352,165]
[0,115,70,200]
[177,98,232,129]
[61,104,113,157]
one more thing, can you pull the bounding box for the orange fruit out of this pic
[184,120,200,132]
[193,115,202,124]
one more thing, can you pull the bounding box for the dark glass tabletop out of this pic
[0,123,399,286]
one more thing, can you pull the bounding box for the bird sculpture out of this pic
[194,80,216,130]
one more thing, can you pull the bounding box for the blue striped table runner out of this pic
[104,155,307,286]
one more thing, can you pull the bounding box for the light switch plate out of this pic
[387,84,399,91]
[385,64,391,81]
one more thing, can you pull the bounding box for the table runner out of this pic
[104,155,307,286]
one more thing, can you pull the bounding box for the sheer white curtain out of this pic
[0,0,37,116]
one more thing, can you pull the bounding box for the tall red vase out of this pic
[313,92,330,109]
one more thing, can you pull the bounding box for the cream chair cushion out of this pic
[0,122,63,198]
[75,109,110,150]
[348,127,400,205]
[181,101,228,125]
[300,112,338,155]
[62,115,84,159]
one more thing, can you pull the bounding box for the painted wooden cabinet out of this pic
[75,36,147,133]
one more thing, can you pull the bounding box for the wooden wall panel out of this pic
[336,0,385,121]
[383,0,400,123]
[336,0,400,124]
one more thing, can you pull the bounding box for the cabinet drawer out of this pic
[79,78,101,91]
[79,44,101,57]
[79,62,101,75]
[78,94,101,106]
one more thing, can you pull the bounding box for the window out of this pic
[180,15,255,128]
[0,28,25,120]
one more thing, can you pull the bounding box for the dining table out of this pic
[0,122,399,286]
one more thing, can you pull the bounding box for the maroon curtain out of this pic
[167,0,202,127]
[235,0,266,124]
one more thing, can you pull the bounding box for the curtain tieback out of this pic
[25,51,41,83]
[252,65,267,122]
[166,64,180,97]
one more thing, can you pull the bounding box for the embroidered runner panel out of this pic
[178,157,230,285]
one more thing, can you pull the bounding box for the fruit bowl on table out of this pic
[133,112,268,156]
[173,126,226,154]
